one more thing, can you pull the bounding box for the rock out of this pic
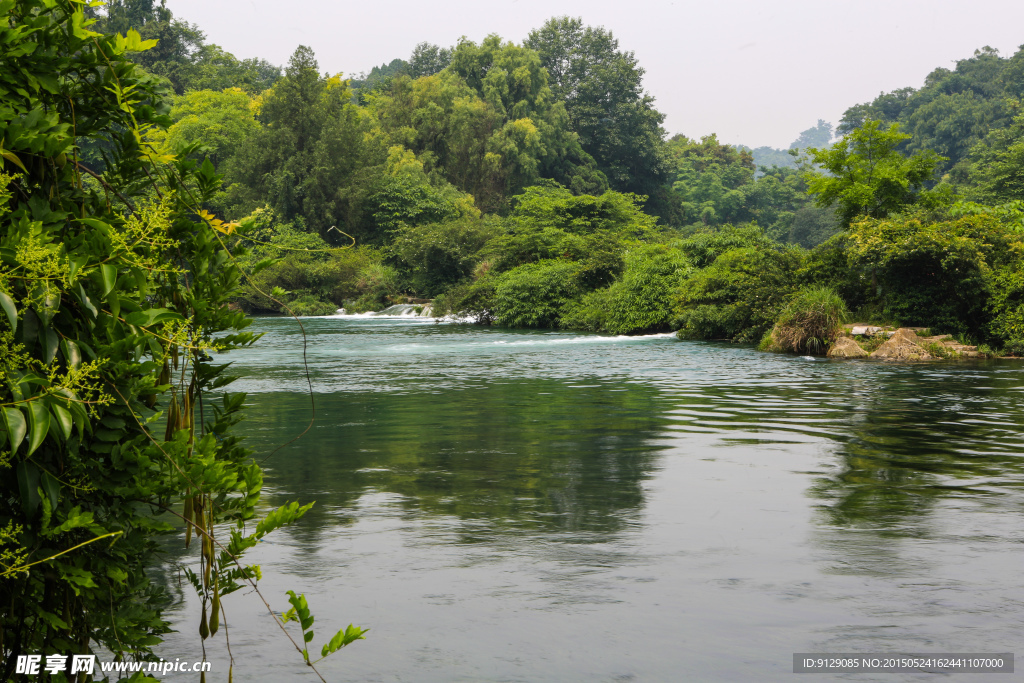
[851,325,883,336]
[869,328,934,361]
[828,336,869,358]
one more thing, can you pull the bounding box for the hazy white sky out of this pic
[167,0,1024,149]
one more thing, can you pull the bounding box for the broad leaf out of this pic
[26,400,50,456]
[0,291,16,329]
[2,406,26,449]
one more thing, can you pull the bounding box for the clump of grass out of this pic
[859,332,888,352]
[925,342,953,359]
[766,286,848,355]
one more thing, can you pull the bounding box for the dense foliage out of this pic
[1,2,362,678]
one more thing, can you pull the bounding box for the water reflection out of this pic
[254,379,669,542]
[808,364,1024,533]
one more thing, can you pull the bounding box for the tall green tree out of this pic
[805,121,945,226]
[228,46,386,236]
[837,46,1015,174]
[965,104,1024,202]
[407,41,452,78]
[525,17,668,197]
[97,0,206,94]
[159,87,260,168]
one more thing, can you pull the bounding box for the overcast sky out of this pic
[167,0,1024,149]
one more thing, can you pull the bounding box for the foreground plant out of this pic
[0,2,361,679]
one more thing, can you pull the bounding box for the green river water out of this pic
[155,313,1024,681]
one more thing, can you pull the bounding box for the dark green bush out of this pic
[1002,339,1024,356]
[388,217,502,296]
[986,247,1024,343]
[288,294,339,316]
[674,246,803,342]
[493,260,583,328]
[846,211,1020,335]
[561,243,692,334]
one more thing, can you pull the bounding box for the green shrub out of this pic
[766,286,848,354]
[492,260,583,328]
[232,210,387,312]
[674,246,803,342]
[859,332,888,353]
[799,233,873,313]
[674,224,775,268]
[288,295,339,316]
[388,217,502,296]
[847,211,1021,335]
[925,342,953,359]
[561,243,693,335]
[987,249,1024,343]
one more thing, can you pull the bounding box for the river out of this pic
[154,313,1024,681]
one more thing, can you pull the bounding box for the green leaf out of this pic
[124,308,184,327]
[74,282,97,318]
[40,470,60,509]
[255,501,314,539]
[304,631,314,643]
[0,291,16,329]
[50,402,72,439]
[99,264,116,298]
[61,338,81,368]
[42,326,58,365]
[2,406,27,449]
[0,146,28,173]
[123,28,159,52]
[321,624,368,657]
[68,256,88,281]
[22,308,38,347]
[26,399,50,456]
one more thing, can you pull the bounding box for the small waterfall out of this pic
[334,303,434,317]
[376,304,422,316]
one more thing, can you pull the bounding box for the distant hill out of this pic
[740,119,833,172]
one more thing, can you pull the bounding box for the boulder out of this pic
[869,328,934,361]
[851,325,883,336]
[828,336,869,358]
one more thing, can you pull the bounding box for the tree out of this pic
[790,119,833,151]
[369,37,605,212]
[665,134,755,226]
[160,87,260,167]
[525,17,668,196]
[805,121,945,226]
[407,42,452,78]
[184,44,281,94]
[99,0,206,94]
[965,105,1024,202]
[227,46,385,236]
